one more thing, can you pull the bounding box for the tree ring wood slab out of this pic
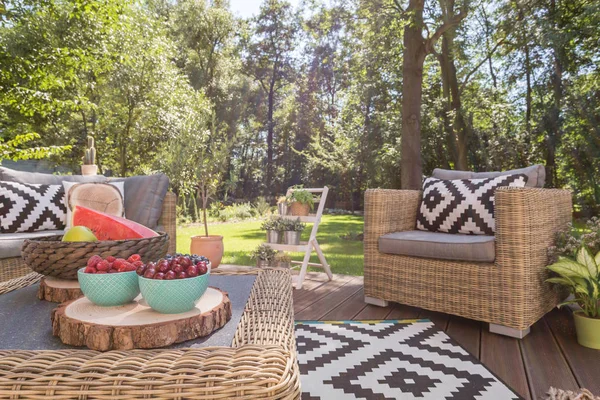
[52,287,232,351]
[38,277,83,303]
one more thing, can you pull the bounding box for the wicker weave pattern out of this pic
[364,187,572,330]
[0,269,300,399]
[158,191,177,255]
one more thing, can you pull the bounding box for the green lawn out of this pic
[177,215,365,276]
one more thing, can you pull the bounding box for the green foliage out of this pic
[549,218,600,263]
[280,217,305,232]
[253,196,271,216]
[217,202,256,222]
[261,216,282,231]
[250,244,277,262]
[286,186,314,210]
[547,246,600,318]
[0,133,71,162]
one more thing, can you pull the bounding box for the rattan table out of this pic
[0,267,300,399]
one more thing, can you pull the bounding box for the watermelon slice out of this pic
[72,206,159,241]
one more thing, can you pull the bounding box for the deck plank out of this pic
[481,329,531,400]
[320,288,367,320]
[520,319,579,399]
[545,309,600,395]
[295,277,363,320]
[446,316,482,359]
[293,274,354,313]
[385,303,421,320]
[417,308,451,330]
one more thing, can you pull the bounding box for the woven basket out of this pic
[289,201,310,216]
[21,233,169,280]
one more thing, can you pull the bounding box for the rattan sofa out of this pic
[364,186,572,338]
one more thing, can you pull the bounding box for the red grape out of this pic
[158,262,170,273]
[176,271,188,279]
[144,269,156,279]
[172,264,183,274]
[154,272,165,280]
[198,264,208,275]
[187,265,198,277]
[165,271,176,280]
[136,265,147,276]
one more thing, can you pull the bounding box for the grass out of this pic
[177,215,365,276]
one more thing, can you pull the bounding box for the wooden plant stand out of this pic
[38,277,83,303]
[266,186,333,289]
[52,287,231,351]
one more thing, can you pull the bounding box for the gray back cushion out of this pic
[432,165,545,188]
[109,174,169,229]
[0,166,105,185]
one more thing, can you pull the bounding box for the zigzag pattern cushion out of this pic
[0,181,66,233]
[416,174,528,235]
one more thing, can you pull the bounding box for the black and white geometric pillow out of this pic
[416,174,528,235]
[0,182,66,233]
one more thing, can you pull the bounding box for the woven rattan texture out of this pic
[0,268,300,399]
[364,187,572,330]
[21,233,169,280]
[158,192,177,255]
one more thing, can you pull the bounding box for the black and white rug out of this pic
[295,320,521,400]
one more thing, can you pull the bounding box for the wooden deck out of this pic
[293,272,600,400]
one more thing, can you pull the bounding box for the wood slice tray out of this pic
[52,287,232,351]
[38,277,83,303]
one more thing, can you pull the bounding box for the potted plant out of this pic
[251,244,277,268]
[282,218,305,245]
[277,196,288,216]
[262,217,283,244]
[286,185,314,216]
[546,246,600,349]
[275,252,292,269]
[81,136,98,176]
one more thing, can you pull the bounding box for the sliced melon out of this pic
[72,205,159,241]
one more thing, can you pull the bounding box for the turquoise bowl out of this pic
[138,272,210,314]
[77,268,140,307]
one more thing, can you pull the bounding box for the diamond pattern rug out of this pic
[295,320,521,400]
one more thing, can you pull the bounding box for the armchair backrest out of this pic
[432,164,545,188]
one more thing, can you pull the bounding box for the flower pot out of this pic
[284,230,301,245]
[277,261,291,269]
[573,311,600,349]
[81,164,98,176]
[289,201,310,216]
[190,235,224,269]
[278,203,288,216]
[266,230,280,244]
[256,259,273,268]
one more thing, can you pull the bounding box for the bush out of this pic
[254,196,271,216]
[218,202,256,222]
[548,217,600,263]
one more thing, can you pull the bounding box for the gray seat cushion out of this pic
[109,174,170,229]
[379,230,496,263]
[432,164,545,188]
[0,166,105,185]
[0,230,64,259]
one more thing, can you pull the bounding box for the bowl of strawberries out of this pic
[77,254,142,307]
[137,254,210,314]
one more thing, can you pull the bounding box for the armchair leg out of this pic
[365,296,389,307]
[489,323,531,339]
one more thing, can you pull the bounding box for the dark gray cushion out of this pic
[0,230,64,259]
[109,174,169,229]
[0,167,105,185]
[432,165,545,188]
[379,230,496,263]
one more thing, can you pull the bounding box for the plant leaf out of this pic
[595,251,600,272]
[576,247,598,277]
[546,277,575,287]
[547,258,590,278]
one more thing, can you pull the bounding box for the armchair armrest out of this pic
[495,187,572,268]
[158,192,177,254]
[364,189,421,261]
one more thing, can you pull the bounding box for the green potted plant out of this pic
[275,252,292,269]
[262,217,283,244]
[250,244,277,268]
[286,185,314,216]
[546,246,600,349]
[277,196,288,216]
[81,136,98,176]
[282,218,305,245]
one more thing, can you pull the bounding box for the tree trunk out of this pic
[400,0,426,190]
[266,71,277,192]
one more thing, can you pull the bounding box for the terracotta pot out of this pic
[289,202,310,216]
[573,311,600,349]
[190,235,224,268]
[81,164,98,176]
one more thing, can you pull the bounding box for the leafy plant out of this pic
[546,246,600,318]
[275,252,292,263]
[286,185,314,210]
[281,218,305,232]
[254,196,271,216]
[0,133,70,162]
[548,218,600,264]
[250,244,277,262]
[277,196,288,204]
[261,216,283,231]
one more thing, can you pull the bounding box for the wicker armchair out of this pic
[364,187,572,338]
[0,192,177,295]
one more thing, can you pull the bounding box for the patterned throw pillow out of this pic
[0,182,66,233]
[416,174,528,235]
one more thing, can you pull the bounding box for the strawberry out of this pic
[128,254,141,263]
